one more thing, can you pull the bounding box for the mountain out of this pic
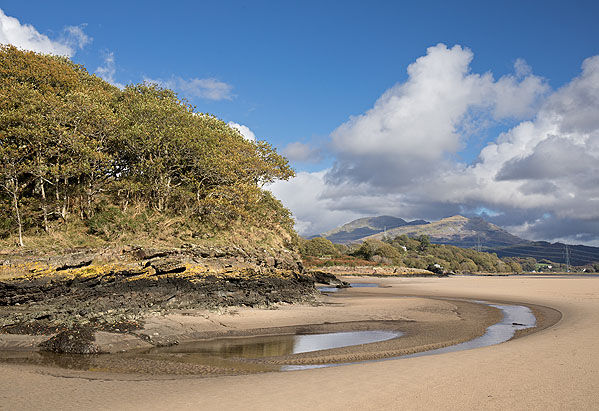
[491,242,599,267]
[321,215,599,266]
[364,215,523,249]
[313,215,429,244]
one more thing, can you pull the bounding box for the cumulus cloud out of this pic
[281,142,322,163]
[95,51,124,89]
[274,45,599,244]
[268,171,363,235]
[327,44,548,192]
[227,122,256,141]
[0,9,89,56]
[432,55,599,221]
[146,76,234,101]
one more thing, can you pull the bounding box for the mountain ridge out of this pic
[315,214,599,266]
[312,215,429,244]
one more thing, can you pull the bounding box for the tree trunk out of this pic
[10,179,24,247]
[40,177,49,232]
[61,176,68,220]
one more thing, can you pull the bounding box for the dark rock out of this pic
[39,326,102,354]
[309,271,349,288]
[56,258,93,271]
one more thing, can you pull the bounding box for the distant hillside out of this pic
[315,215,429,244]
[364,215,523,249]
[492,242,599,267]
[323,214,599,266]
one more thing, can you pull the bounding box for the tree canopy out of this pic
[0,45,294,246]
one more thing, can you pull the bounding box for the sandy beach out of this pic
[1,275,597,410]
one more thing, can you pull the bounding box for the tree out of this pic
[0,46,297,245]
[416,235,430,252]
[300,237,338,257]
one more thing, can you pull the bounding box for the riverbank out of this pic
[0,282,511,376]
[0,275,582,410]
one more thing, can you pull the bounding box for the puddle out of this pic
[349,283,378,288]
[145,330,401,358]
[0,300,536,375]
[0,330,402,373]
[401,302,535,358]
[317,283,379,293]
[282,302,536,371]
[317,286,341,293]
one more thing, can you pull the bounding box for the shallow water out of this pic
[281,302,535,371]
[316,286,341,292]
[0,330,402,373]
[0,300,537,375]
[317,282,379,293]
[146,330,402,358]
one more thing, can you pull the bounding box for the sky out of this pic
[1,1,599,245]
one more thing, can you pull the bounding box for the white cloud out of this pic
[273,45,599,243]
[436,55,599,221]
[61,25,91,50]
[281,142,321,163]
[0,9,89,57]
[268,171,362,235]
[146,76,234,101]
[327,44,548,191]
[514,58,532,78]
[227,122,256,141]
[95,51,124,89]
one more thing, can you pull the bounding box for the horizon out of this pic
[1,1,599,245]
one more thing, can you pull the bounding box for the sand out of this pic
[0,275,597,410]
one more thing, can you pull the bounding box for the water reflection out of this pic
[148,330,401,359]
[148,335,296,358]
[282,302,536,371]
[0,330,402,373]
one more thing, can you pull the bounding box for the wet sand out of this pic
[1,275,596,410]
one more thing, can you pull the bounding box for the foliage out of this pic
[299,237,339,257]
[351,239,402,264]
[0,46,295,248]
[301,233,525,273]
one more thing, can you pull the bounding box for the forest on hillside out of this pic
[301,235,599,273]
[0,45,295,248]
[301,235,526,273]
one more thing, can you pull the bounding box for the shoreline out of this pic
[0,277,560,379]
[2,275,595,410]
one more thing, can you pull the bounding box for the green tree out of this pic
[300,237,339,257]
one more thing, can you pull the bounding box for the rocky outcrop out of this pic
[39,326,101,354]
[309,271,350,288]
[0,245,314,336]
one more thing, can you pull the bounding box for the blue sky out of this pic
[2,1,599,244]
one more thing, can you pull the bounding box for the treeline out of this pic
[0,45,294,246]
[300,235,523,273]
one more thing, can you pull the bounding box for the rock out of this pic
[145,258,186,274]
[55,258,93,271]
[309,271,350,287]
[39,326,102,354]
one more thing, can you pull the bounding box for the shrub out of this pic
[300,237,339,257]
